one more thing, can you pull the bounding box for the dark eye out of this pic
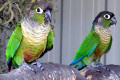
[36,7,43,14]
[104,14,110,19]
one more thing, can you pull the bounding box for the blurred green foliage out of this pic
[0,0,54,29]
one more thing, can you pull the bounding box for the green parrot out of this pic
[5,1,54,71]
[70,11,117,70]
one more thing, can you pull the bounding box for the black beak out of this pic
[110,16,117,25]
[44,10,52,23]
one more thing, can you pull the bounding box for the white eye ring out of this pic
[36,7,43,14]
[104,14,110,19]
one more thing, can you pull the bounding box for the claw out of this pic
[22,63,36,73]
[96,69,101,73]
[95,62,110,71]
[87,64,101,73]
[31,60,44,71]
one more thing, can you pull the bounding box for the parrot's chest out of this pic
[20,20,50,62]
[94,27,111,58]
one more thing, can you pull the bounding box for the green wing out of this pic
[70,29,100,65]
[39,25,54,58]
[46,28,54,49]
[5,21,23,62]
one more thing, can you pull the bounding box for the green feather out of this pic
[103,19,110,27]
[74,29,99,60]
[70,28,100,66]
[34,11,44,24]
[47,28,54,49]
[5,21,23,62]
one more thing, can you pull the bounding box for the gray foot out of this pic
[31,60,44,71]
[87,64,100,72]
[22,63,36,73]
[95,62,110,71]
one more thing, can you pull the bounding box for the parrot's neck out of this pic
[94,25,111,35]
[21,18,50,46]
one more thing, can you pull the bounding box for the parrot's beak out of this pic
[110,16,117,25]
[44,10,52,23]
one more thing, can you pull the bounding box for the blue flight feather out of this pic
[70,56,84,66]
[87,44,97,57]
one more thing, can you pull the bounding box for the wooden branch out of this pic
[0,62,86,80]
[0,63,120,80]
[81,65,120,80]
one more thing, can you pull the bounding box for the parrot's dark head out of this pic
[93,11,117,28]
[26,1,52,24]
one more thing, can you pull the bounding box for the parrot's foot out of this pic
[87,64,101,72]
[95,62,110,71]
[22,63,36,73]
[31,60,44,71]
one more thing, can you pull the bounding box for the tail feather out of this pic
[10,65,14,71]
[70,61,86,70]
[7,58,14,71]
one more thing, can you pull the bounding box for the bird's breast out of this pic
[21,20,50,46]
[94,26,111,58]
[20,20,50,62]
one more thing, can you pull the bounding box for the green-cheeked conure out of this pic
[5,1,54,71]
[70,11,117,70]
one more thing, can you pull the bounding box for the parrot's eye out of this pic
[104,14,110,19]
[36,7,43,14]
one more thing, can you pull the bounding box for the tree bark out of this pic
[0,63,120,80]
[81,64,120,80]
[0,62,86,80]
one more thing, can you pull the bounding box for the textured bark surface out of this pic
[81,64,120,80]
[0,27,11,73]
[0,63,86,80]
[0,63,120,80]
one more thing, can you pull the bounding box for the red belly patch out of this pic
[23,48,44,62]
[23,52,40,62]
[94,49,101,58]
